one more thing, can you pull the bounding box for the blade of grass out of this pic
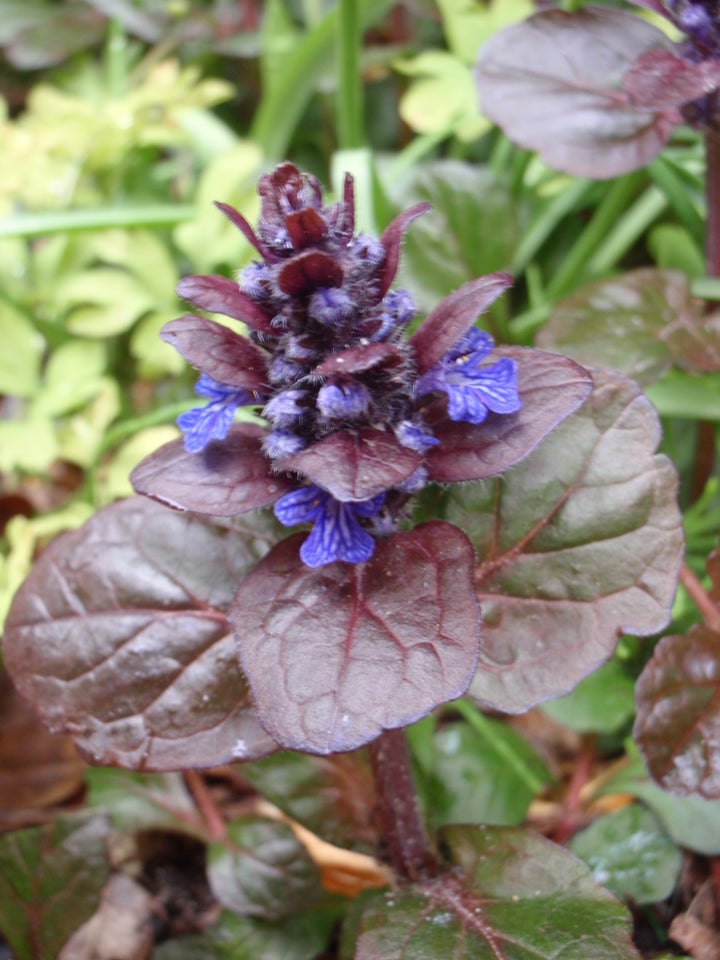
[0,206,194,239]
[511,178,595,275]
[545,172,643,300]
[250,0,395,161]
[648,155,704,245]
[337,0,364,150]
[586,186,666,276]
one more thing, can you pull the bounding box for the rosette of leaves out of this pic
[3,164,681,766]
[475,1,720,178]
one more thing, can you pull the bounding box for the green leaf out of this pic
[597,746,720,854]
[342,825,640,959]
[541,659,636,734]
[241,750,378,852]
[436,0,534,64]
[395,52,488,142]
[57,268,157,338]
[153,907,339,960]
[537,268,691,387]
[0,812,111,960]
[0,417,58,473]
[0,302,43,397]
[86,768,197,834]
[645,369,720,420]
[648,224,705,277]
[420,716,551,827]
[391,161,520,313]
[31,340,107,417]
[570,804,681,905]
[208,817,321,920]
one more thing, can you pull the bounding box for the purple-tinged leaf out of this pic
[232,523,481,755]
[0,812,111,960]
[623,49,720,109]
[634,626,720,799]
[444,370,683,714]
[311,343,403,377]
[537,269,693,387]
[2,498,280,770]
[131,423,294,516]
[426,348,592,483]
[277,251,344,296]
[161,315,269,391]
[208,816,321,920]
[665,307,720,373]
[285,208,328,249]
[376,202,432,301]
[342,825,639,960]
[214,200,277,262]
[475,8,679,179]
[278,428,422,502]
[409,273,513,374]
[176,274,275,334]
[241,751,379,852]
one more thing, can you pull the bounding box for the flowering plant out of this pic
[2,159,685,958]
[123,162,591,753]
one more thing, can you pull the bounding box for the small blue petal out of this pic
[177,401,237,453]
[445,358,522,424]
[275,486,384,566]
[263,389,307,427]
[394,419,439,453]
[395,466,428,494]
[263,429,306,459]
[308,287,354,325]
[268,356,304,385]
[317,380,371,419]
[238,262,272,299]
[274,484,325,526]
[177,375,254,453]
[445,328,495,363]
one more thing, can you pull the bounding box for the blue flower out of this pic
[177,374,256,453]
[416,329,522,425]
[262,389,308,427]
[274,484,385,567]
[317,379,371,419]
[308,287,354,325]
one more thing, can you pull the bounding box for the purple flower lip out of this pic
[137,163,532,567]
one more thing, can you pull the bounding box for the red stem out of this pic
[368,728,438,882]
[679,564,720,633]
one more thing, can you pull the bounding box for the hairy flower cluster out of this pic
[135,164,521,567]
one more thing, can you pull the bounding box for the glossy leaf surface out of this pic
[393,162,521,313]
[475,8,678,178]
[241,750,378,851]
[596,748,720,854]
[426,347,592,483]
[634,625,720,798]
[232,523,481,754]
[570,804,681,905]
[342,825,639,959]
[537,269,693,386]
[442,370,683,713]
[208,816,321,919]
[3,498,278,770]
[161,315,269,391]
[153,908,338,960]
[278,428,422,502]
[623,48,720,108]
[176,274,274,333]
[409,273,513,374]
[0,812,111,960]
[131,423,294,516]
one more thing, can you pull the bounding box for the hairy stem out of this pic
[368,728,438,882]
[679,564,720,633]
